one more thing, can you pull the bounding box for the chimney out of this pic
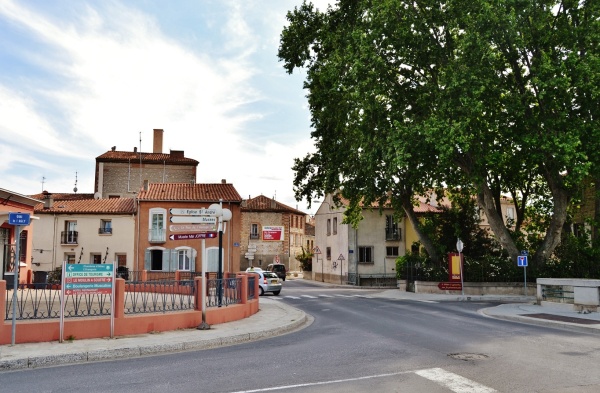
[143,180,149,191]
[42,191,53,209]
[221,179,226,184]
[111,146,116,151]
[153,129,164,153]
[170,149,184,158]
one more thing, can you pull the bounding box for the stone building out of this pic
[94,129,199,198]
[240,195,309,272]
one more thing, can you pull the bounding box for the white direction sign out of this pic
[169,208,219,216]
[170,216,217,224]
[170,224,216,232]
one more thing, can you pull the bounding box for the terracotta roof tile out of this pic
[29,192,95,201]
[242,195,307,215]
[34,198,136,214]
[96,151,198,165]
[137,183,242,202]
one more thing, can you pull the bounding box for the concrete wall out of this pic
[398,280,536,296]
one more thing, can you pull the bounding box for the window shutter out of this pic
[162,250,170,271]
[144,250,151,270]
[170,249,177,271]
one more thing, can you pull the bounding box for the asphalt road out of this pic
[2,279,600,392]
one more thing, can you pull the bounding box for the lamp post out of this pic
[209,200,232,308]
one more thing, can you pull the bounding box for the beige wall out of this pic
[33,213,136,272]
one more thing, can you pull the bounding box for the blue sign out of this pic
[520,250,529,256]
[517,255,528,267]
[8,212,30,226]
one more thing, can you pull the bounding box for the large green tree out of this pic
[279,0,600,265]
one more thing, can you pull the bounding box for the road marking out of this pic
[415,368,497,393]
[334,294,352,297]
[284,296,300,299]
[229,368,496,393]
[319,294,333,298]
[413,299,439,303]
[301,295,318,299]
[353,295,372,298]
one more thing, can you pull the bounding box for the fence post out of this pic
[194,277,203,311]
[142,270,148,282]
[239,274,248,304]
[0,280,6,321]
[114,278,125,318]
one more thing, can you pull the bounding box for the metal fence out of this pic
[5,277,245,320]
[248,275,256,300]
[5,283,112,320]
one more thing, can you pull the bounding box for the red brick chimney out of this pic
[153,129,164,153]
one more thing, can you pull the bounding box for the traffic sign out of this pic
[169,208,219,216]
[64,264,113,295]
[169,232,217,240]
[517,255,528,267]
[337,254,345,260]
[520,250,528,256]
[170,224,216,232]
[313,246,321,254]
[438,282,462,291]
[8,212,30,226]
[169,216,217,224]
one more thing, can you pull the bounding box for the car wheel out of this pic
[273,290,281,296]
[259,287,264,296]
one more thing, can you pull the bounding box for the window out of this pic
[151,249,163,270]
[326,247,331,260]
[385,215,400,240]
[116,254,127,267]
[91,254,102,264]
[99,219,112,234]
[327,219,331,236]
[358,246,373,263]
[149,208,166,242]
[18,230,27,263]
[333,217,337,235]
[506,207,515,220]
[62,220,78,244]
[65,253,76,264]
[177,248,192,271]
[386,246,399,257]
[250,223,259,239]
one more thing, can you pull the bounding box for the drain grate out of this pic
[448,353,489,361]
[524,313,600,325]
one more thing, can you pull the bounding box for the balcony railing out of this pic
[250,233,259,239]
[98,227,112,235]
[149,228,166,242]
[61,231,78,245]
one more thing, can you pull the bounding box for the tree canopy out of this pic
[279,0,600,264]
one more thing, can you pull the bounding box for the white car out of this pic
[247,270,282,296]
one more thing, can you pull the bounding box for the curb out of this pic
[0,310,311,372]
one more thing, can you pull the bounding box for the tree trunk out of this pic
[400,194,441,264]
[476,182,521,262]
[533,172,570,265]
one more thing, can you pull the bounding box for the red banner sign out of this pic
[438,282,463,291]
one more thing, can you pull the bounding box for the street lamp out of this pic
[209,200,232,308]
[457,238,464,296]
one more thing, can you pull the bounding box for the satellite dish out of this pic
[94,192,101,199]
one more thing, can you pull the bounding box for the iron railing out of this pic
[124,280,195,314]
[5,283,111,320]
[205,278,242,307]
[541,285,574,303]
[248,275,256,299]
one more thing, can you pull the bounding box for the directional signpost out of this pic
[518,251,529,296]
[169,216,217,225]
[8,212,30,345]
[169,232,217,240]
[60,263,115,342]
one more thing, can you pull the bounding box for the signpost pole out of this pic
[10,225,21,345]
[456,238,464,297]
[110,262,116,339]
[197,238,210,330]
[217,200,223,308]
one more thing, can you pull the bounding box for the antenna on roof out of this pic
[139,131,143,191]
[274,190,276,200]
[41,176,46,192]
[73,171,78,193]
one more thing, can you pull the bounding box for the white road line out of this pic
[353,295,372,298]
[415,368,497,393]
[284,296,300,299]
[319,294,333,298]
[413,299,439,303]
[228,370,412,392]
[301,295,318,299]
[335,294,352,297]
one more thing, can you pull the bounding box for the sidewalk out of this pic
[1,288,599,372]
[372,289,600,334]
[0,298,310,372]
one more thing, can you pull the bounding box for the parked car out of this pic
[247,270,282,296]
[266,263,287,281]
[245,267,263,273]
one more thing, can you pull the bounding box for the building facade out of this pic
[136,182,242,274]
[240,195,309,272]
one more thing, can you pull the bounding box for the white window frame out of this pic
[148,208,166,242]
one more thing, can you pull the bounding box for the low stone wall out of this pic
[537,278,600,312]
[398,280,536,296]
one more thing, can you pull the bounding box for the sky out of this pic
[0,0,333,215]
